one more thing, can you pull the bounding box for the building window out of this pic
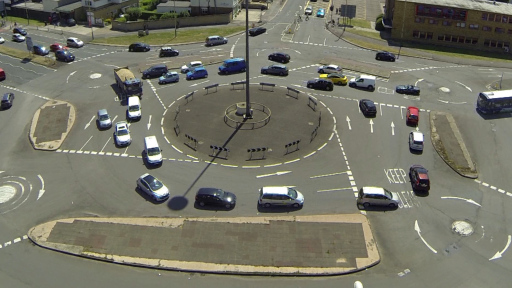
[472,38,478,44]
[201,7,208,14]
[484,39,490,46]
[483,26,491,31]
[419,31,426,38]
[495,15,502,22]
[456,22,466,28]
[415,17,424,23]
[413,31,419,38]
[426,32,433,40]
[503,16,508,23]
[465,38,478,45]
[489,14,495,22]
[496,27,505,33]
[508,29,512,34]
[429,19,438,24]
[491,40,497,47]
[443,21,451,26]
[470,24,479,29]
[416,4,467,20]
[482,13,488,21]
[438,34,445,41]
[458,36,465,43]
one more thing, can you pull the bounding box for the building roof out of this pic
[398,0,512,14]
[55,1,83,13]
[158,1,191,8]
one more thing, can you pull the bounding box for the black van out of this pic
[142,64,168,79]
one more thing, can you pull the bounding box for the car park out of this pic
[13,27,27,36]
[159,71,180,84]
[195,188,237,209]
[218,58,246,74]
[205,35,228,46]
[268,52,290,63]
[396,84,420,95]
[375,51,396,61]
[12,33,25,42]
[33,45,50,56]
[348,75,376,91]
[318,64,342,74]
[186,67,208,80]
[128,42,150,52]
[159,47,179,57]
[359,99,377,117]
[96,109,112,129]
[50,43,68,52]
[144,136,163,166]
[261,64,288,76]
[0,37,4,44]
[248,26,267,36]
[409,131,424,151]
[406,106,419,126]
[258,186,304,208]
[357,187,400,209]
[127,96,141,120]
[317,8,325,17]
[305,5,313,15]
[114,121,131,146]
[66,37,84,48]
[181,61,203,73]
[136,174,169,201]
[409,165,430,192]
[142,64,168,79]
[1,93,14,109]
[307,78,333,91]
[319,73,347,85]
[55,50,75,62]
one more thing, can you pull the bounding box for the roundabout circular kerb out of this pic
[163,84,335,166]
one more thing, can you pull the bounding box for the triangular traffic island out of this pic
[29,100,76,151]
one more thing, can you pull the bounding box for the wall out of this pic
[111,12,231,31]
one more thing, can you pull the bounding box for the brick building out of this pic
[384,0,512,52]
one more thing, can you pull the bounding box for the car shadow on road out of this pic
[256,204,302,213]
[193,202,235,211]
[357,204,399,212]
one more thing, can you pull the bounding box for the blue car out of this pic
[55,50,75,62]
[317,8,325,18]
[186,67,208,80]
[33,45,49,56]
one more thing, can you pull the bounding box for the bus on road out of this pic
[476,89,512,114]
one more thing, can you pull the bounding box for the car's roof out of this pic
[197,187,222,195]
[272,64,286,68]
[141,173,155,182]
[116,121,128,128]
[411,131,424,140]
[408,106,419,112]
[98,109,108,115]
[161,46,175,50]
[67,37,80,41]
[361,186,387,195]
[190,61,203,65]
[261,186,289,195]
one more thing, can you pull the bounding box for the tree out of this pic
[179,11,190,18]
[126,7,142,21]
[161,12,178,20]
[148,14,160,21]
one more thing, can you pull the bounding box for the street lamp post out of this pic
[24,0,29,25]
[398,0,407,59]
[244,0,251,118]
[174,0,177,37]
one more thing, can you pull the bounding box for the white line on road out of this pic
[100,137,111,153]
[37,174,45,200]
[310,172,348,179]
[79,136,93,151]
[441,196,481,207]
[66,71,76,84]
[415,220,438,254]
[84,115,95,130]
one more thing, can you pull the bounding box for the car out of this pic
[142,64,168,79]
[305,5,313,15]
[205,35,228,46]
[159,47,179,57]
[1,93,14,109]
[181,61,203,73]
[318,64,342,74]
[97,109,112,129]
[13,27,27,36]
[359,99,377,117]
[357,187,400,209]
[55,50,75,62]
[114,121,132,146]
[0,37,4,44]
[396,84,420,95]
[128,42,150,52]
[32,45,50,56]
[66,18,76,26]
[409,165,430,192]
[50,43,68,52]
[261,64,289,76]
[248,26,267,36]
[258,186,304,208]
[195,188,237,209]
[66,37,84,48]
[317,8,325,17]
[409,131,424,151]
[159,71,180,84]
[136,174,170,202]
[268,52,290,63]
[406,106,419,126]
[12,33,25,42]
[375,51,396,61]
[319,73,347,85]
[348,74,376,91]
[144,136,163,166]
[307,78,333,91]
[186,67,208,80]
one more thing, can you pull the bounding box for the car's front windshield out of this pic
[148,179,163,190]
[148,147,160,156]
[129,105,139,112]
[287,188,297,199]
[117,129,128,136]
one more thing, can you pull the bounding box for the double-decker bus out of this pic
[476,90,512,114]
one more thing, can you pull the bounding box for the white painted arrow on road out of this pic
[490,235,511,260]
[391,121,395,136]
[441,196,481,207]
[147,115,152,130]
[256,171,292,178]
[414,220,438,254]
[414,78,424,86]
[84,115,95,130]
[346,116,351,130]
[37,174,45,200]
[369,119,374,133]
[66,71,76,84]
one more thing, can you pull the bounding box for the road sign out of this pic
[26,36,33,52]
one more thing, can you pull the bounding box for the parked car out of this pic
[159,71,180,84]
[186,67,208,80]
[129,42,150,52]
[248,26,267,36]
[205,35,228,46]
[268,52,290,63]
[409,131,424,151]
[409,165,430,192]
[258,186,304,208]
[305,5,313,15]
[13,27,27,36]
[319,73,347,85]
[33,45,50,56]
[195,188,237,209]
[307,78,333,91]
[50,43,68,52]
[1,92,14,109]
[181,61,203,73]
[359,99,377,117]
[66,37,84,48]
[357,187,400,209]
[12,33,25,42]
[375,51,396,61]
[317,8,325,17]
[136,173,170,202]
[159,47,179,57]
[0,37,5,44]
[261,64,289,76]
[96,109,112,129]
[142,64,168,79]
[114,121,131,146]
[66,18,76,26]
[55,50,75,62]
[406,106,419,126]
[318,64,342,74]
[396,84,420,95]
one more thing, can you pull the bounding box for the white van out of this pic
[127,96,141,120]
[409,131,424,151]
[258,186,304,208]
[348,74,376,91]
[144,136,162,166]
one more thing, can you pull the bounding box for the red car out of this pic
[409,165,430,192]
[406,106,419,126]
[50,43,69,52]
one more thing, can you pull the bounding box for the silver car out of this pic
[114,121,131,146]
[357,186,400,209]
[181,61,203,73]
[137,173,170,201]
[97,109,112,129]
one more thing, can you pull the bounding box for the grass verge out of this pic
[0,45,55,67]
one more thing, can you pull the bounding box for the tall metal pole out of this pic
[398,0,406,59]
[245,0,251,118]
[174,0,177,37]
[24,0,29,25]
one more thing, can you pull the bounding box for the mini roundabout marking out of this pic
[0,172,38,215]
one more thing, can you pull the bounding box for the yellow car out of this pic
[319,73,348,85]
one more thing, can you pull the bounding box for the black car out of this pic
[261,64,288,76]
[249,26,267,36]
[268,52,290,63]
[129,42,150,52]
[195,188,236,209]
[159,47,179,57]
[359,99,377,117]
[1,93,14,109]
[307,78,333,91]
[66,18,76,27]
[55,50,75,62]
[33,45,49,56]
[375,51,396,62]
[142,64,168,79]
[396,84,420,95]
[12,27,27,36]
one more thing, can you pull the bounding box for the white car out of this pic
[181,61,203,73]
[0,37,5,44]
[114,121,131,146]
[12,33,25,42]
[318,64,342,74]
[137,173,170,201]
[305,5,313,15]
[66,37,84,48]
